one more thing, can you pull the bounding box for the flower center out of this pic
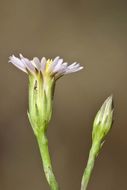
[46,59,53,72]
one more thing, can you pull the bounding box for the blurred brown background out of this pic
[0,0,127,189]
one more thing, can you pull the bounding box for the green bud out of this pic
[92,95,114,143]
[28,72,55,136]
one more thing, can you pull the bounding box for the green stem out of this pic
[36,132,59,190]
[81,142,100,190]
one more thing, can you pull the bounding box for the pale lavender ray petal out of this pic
[65,66,83,74]
[19,54,35,73]
[53,56,60,62]
[40,57,46,72]
[31,57,41,70]
[62,62,68,67]
[67,62,77,68]
[9,55,27,73]
[56,62,68,74]
[68,62,80,69]
[48,56,60,72]
[53,63,68,78]
[52,59,63,73]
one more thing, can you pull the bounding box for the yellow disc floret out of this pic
[46,59,53,73]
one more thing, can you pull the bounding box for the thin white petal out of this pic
[65,66,83,74]
[19,54,35,73]
[62,62,68,67]
[40,57,46,71]
[67,62,77,68]
[9,55,27,73]
[68,63,80,69]
[31,57,40,70]
[48,56,60,72]
[57,62,68,74]
[53,56,60,62]
[52,59,63,73]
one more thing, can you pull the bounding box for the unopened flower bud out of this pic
[92,95,114,143]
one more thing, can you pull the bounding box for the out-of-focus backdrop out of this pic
[0,0,127,190]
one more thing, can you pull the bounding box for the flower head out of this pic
[9,54,83,135]
[9,54,83,80]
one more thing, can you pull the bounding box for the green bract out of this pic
[28,73,55,136]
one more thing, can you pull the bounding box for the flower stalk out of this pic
[37,132,59,190]
[28,73,59,190]
[81,141,101,190]
[81,96,114,190]
[9,54,83,190]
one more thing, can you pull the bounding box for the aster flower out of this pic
[9,54,83,79]
[9,53,83,190]
[9,54,83,132]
